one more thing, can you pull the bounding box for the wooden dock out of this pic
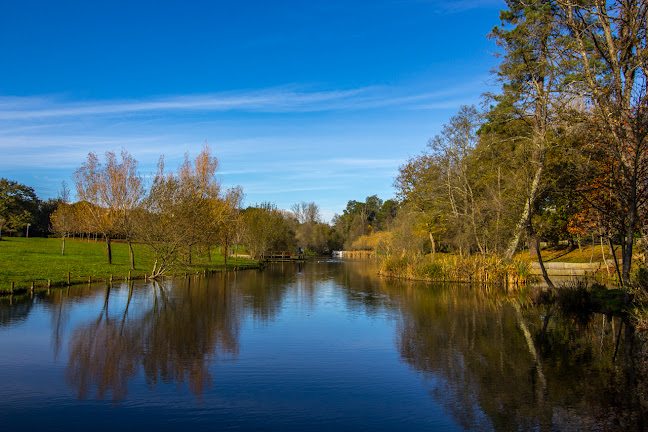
[261,252,306,263]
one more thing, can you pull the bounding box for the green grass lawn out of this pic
[0,237,259,292]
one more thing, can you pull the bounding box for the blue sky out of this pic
[0,0,504,221]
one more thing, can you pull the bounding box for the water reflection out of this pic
[0,261,645,431]
[378,279,644,430]
[65,276,241,399]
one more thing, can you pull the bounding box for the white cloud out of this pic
[0,82,481,121]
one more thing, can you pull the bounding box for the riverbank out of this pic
[0,237,261,295]
[378,253,532,286]
[356,244,632,284]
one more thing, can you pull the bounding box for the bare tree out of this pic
[291,201,321,224]
[137,144,224,278]
[74,150,144,265]
[137,157,183,278]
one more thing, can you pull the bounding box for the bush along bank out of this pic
[379,254,532,286]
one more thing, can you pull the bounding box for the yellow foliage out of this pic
[350,231,392,252]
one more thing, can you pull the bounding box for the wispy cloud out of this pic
[0,82,477,212]
[395,0,503,14]
[242,184,346,195]
[330,158,401,169]
[0,82,481,120]
[0,88,359,120]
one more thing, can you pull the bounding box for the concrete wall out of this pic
[529,261,615,276]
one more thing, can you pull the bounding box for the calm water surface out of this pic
[0,260,643,431]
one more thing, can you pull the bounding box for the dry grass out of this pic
[515,244,623,263]
[379,253,532,286]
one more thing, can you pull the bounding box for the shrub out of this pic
[379,253,533,286]
[414,261,446,280]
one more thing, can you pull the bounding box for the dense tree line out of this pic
[341,0,647,289]
[0,178,61,239]
[331,195,398,250]
[2,146,347,276]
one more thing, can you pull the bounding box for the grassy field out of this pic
[0,237,259,293]
[515,244,624,263]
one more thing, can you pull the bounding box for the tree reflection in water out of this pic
[315,261,646,430]
[380,279,645,431]
[66,275,241,399]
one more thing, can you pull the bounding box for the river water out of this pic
[0,260,644,431]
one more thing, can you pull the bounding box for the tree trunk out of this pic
[608,237,624,289]
[429,231,436,262]
[622,214,635,287]
[224,239,229,267]
[601,235,610,277]
[529,228,554,290]
[61,234,66,256]
[128,239,135,270]
[105,236,112,265]
[589,233,594,266]
[505,162,544,259]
